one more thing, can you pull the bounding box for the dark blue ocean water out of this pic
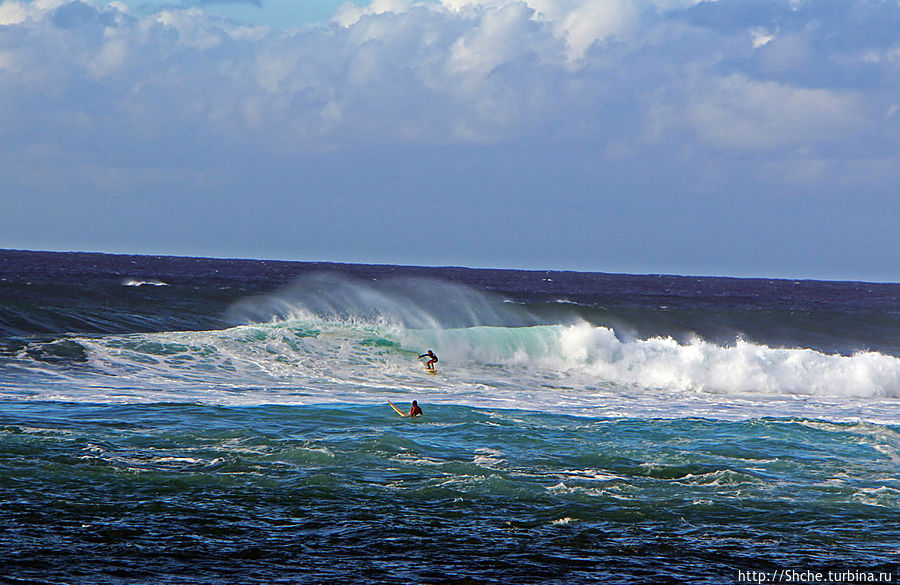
[1,250,899,583]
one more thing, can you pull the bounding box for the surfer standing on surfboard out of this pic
[419,350,438,371]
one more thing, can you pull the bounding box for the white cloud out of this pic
[0,0,29,25]
[526,0,640,60]
[334,0,415,27]
[749,26,775,49]
[0,0,70,25]
[682,74,863,152]
[155,9,225,49]
[447,2,538,76]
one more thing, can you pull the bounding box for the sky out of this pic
[1,0,899,281]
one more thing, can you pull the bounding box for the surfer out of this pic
[388,400,423,417]
[419,350,438,370]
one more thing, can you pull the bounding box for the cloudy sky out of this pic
[1,0,898,281]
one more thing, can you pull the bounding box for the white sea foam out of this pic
[122,278,169,287]
[558,322,900,398]
[850,486,900,508]
[6,308,900,422]
[670,469,765,487]
[558,469,627,482]
[473,448,506,468]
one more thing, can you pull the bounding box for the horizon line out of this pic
[3,247,897,286]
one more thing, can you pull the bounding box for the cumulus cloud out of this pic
[0,4,886,186]
[2,0,899,160]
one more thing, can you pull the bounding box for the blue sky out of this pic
[96,0,351,27]
[1,0,899,281]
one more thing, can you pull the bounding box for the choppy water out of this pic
[1,250,899,583]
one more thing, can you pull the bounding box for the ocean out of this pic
[1,249,899,584]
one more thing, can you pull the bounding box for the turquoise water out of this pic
[3,401,898,583]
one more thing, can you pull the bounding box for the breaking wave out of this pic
[5,273,899,415]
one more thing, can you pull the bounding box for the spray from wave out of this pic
[217,274,900,399]
[225,272,541,329]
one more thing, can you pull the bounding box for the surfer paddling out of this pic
[419,350,438,371]
[387,400,423,417]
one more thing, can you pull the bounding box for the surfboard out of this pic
[425,369,437,375]
[387,401,409,417]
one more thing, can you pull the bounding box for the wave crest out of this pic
[564,323,900,397]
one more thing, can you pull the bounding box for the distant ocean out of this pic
[2,249,899,584]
